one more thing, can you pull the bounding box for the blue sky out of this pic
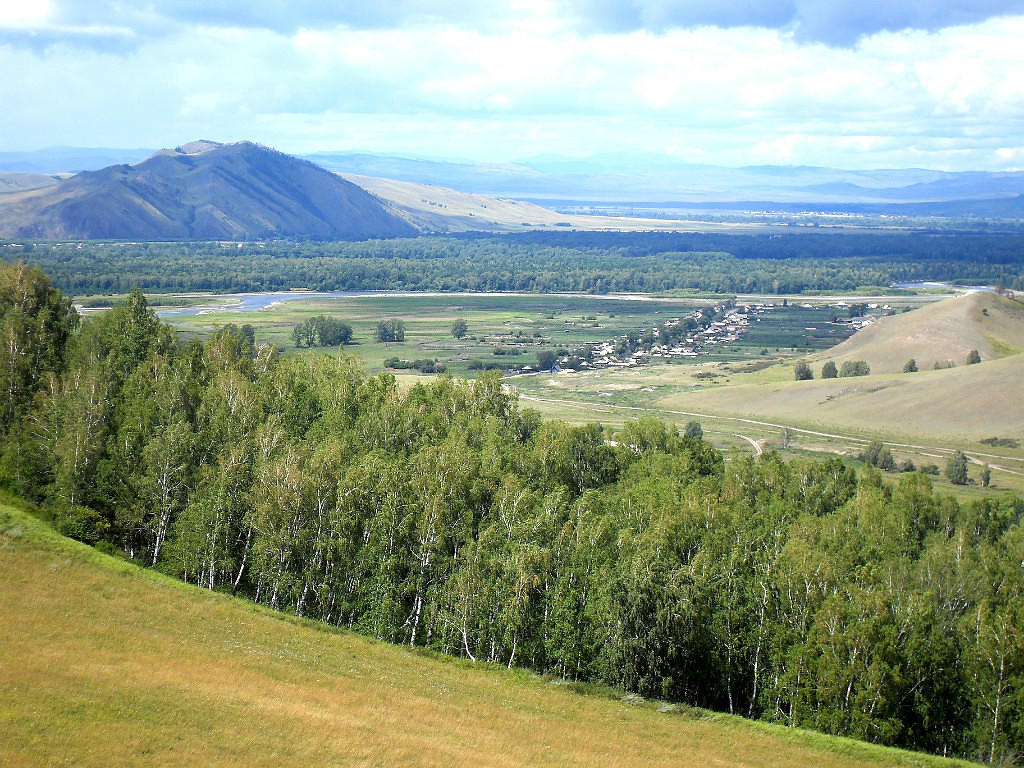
[3,0,1024,170]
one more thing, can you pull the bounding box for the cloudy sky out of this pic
[2,0,1023,170]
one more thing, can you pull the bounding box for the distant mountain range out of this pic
[1,142,1023,241]
[0,141,416,240]
[304,150,1024,206]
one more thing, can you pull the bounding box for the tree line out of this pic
[3,259,1024,763]
[11,230,1024,296]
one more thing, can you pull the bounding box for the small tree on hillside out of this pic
[966,349,981,365]
[903,358,918,373]
[684,421,703,439]
[840,360,870,377]
[794,361,813,381]
[821,361,838,379]
[451,318,468,339]
[945,450,969,485]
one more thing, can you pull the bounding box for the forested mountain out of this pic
[0,141,417,240]
[3,259,1024,763]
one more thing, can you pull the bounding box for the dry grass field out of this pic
[0,499,968,768]
[344,173,772,233]
[808,291,1024,374]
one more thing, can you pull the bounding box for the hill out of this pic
[343,173,754,233]
[0,498,967,768]
[0,141,417,240]
[814,291,1024,374]
[654,292,1024,443]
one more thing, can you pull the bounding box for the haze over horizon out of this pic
[3,1,1024,172]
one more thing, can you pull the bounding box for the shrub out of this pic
[821,361,838,379]
[966,349,981,365]
[794,361,813,381]
[839,360,870,377]
[903,358,918,373]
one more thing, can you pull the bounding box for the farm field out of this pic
[0,497,973,768]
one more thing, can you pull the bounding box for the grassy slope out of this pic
[0,500,966,768]
[657,354,1024,443]
[654,293,1024,443]
[343,173,772,233]
[810,291,1024,374]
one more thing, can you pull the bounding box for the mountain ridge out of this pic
[0,141,417,240]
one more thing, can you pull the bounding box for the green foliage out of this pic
[794,361,813,381]
[18,231,1024,298]
[821,361,838,379]
[451,318,468,339]
[684,420,703,440]
[966,349,981,365]
[861,441,896,471]
[292,315,352,347]
[903,358,918,373]
[945,450,969,485]
[375,318,405,343]
[536,350,557,371]
[839,360,870,377]
[7,262,1024,764]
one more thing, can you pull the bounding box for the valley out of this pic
[150,285,1024,496]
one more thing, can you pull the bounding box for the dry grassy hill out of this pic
[656,292,1024,445]
[343,173,767,233]
[813,291,1024,374]
[660,353,1024,443]
[0,499,967,768]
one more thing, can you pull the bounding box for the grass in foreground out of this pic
[0,499,970,768]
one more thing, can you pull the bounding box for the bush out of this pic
[56,504,108,545]
[821,361,838,379]
[966,349,981,365]
[903,358,918,373]
[839,360,870,377]
[794,361,813,381]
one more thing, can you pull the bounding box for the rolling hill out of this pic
[657,292,1024,443]
[815,291,1024,374]
[342,173,753,233]
[0,498,967,768]
[0,141,417,240]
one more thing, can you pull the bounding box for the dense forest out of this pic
[8,230,1024,295]
[3,259,1024,763]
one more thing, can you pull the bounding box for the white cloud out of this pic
[2,8,1024,171]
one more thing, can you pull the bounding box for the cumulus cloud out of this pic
[2,1,1024,169]
[7,0,1024,47]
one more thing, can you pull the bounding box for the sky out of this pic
[2,0,1024,170]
